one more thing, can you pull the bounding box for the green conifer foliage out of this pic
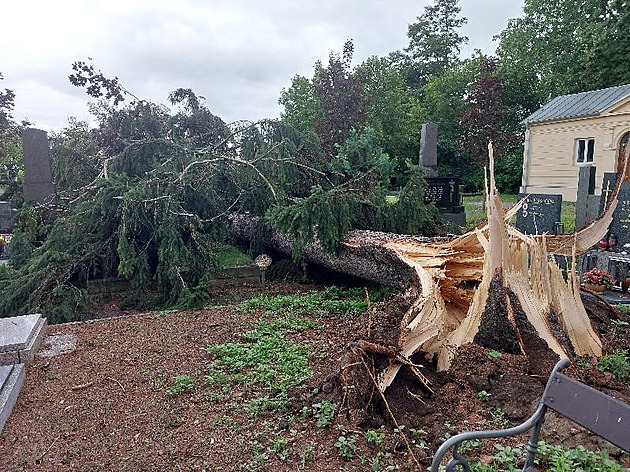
[1,77,440,321]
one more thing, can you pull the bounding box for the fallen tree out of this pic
[234,144,629,392]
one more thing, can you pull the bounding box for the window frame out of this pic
[575,137,595,166]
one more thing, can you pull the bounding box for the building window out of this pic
[576,138,594,165]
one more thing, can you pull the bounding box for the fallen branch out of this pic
[36,436,60,463]
[107,377,125,392]
[71,381,96,391]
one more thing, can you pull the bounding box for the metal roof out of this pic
[522,84,630,125]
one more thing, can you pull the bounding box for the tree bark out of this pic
[229,214,449,289]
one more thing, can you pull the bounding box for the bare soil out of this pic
[1,281,628,471]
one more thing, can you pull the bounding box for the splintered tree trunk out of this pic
[231,147,629,390]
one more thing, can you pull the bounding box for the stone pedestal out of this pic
[0,314,47,365]
[0,363,25,435]
[0,314,47,435]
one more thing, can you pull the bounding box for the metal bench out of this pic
[431,359,630,472]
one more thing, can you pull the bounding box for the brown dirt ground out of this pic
[1,281,629,471]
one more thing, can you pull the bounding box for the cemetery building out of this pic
[520,83,630,201]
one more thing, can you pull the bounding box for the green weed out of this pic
[270,438,290,461]
[312,400,337,427]
[364,428,386,446]
[166,374,195,397]
[246,393,290,418]
[610,319,629,335]
[491,407,509,428]
[210,416,240,431]
[253,314,320,334]
[476,390,491,402]
[457,440,626,472]
[206,333,312,392]
[161,413,185,428]
[597,349,630,381]
[241,440,268,471]
[301,441,317,467]
[335,434,357,460]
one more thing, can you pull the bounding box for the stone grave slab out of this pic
[0,314,47,365]
[609,182,630,248]
[576,166,599,230]
[0,363,25,435]
[516,193,562,235]
[599,172,618,215]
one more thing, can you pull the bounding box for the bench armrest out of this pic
[430,359,570,472]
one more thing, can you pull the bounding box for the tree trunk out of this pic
[229,214,448,289]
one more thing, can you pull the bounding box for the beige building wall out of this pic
[522,100,630,202]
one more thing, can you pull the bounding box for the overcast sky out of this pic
[2,1,524,131]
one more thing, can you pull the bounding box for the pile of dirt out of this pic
[315,290,630,467]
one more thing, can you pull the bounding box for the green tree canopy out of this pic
[584,0,630,89]
[402,0,468,89]
[496,0,617,110]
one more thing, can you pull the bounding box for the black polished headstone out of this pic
[425,177,462,210]
[599,172,618,214]
[516,193,562,235]
[609,182,630,248]
[22,128,55,204]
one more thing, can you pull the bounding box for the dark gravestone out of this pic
[575,166,600,230]
[516,193,562,235]
[425,177,461,209]
[609,182,630,248]
[419,122,438,177]
[599,172,618,215]
[22,128,55,204]
[0,202,13,231]
[425,177,466,227]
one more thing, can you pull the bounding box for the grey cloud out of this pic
[4,0,524,130]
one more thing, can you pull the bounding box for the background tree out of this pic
[496,0,612,108]
[313,40,370,157]
[278,75,321,138]
[0,73,26,201]
[358,56,423,187]
[459,56,518,166]
[402,0,468,89]
[584,0,630,89]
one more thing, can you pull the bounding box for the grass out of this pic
[216,243,253,267]
[238,285,393,318]
[463,194,516,228]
